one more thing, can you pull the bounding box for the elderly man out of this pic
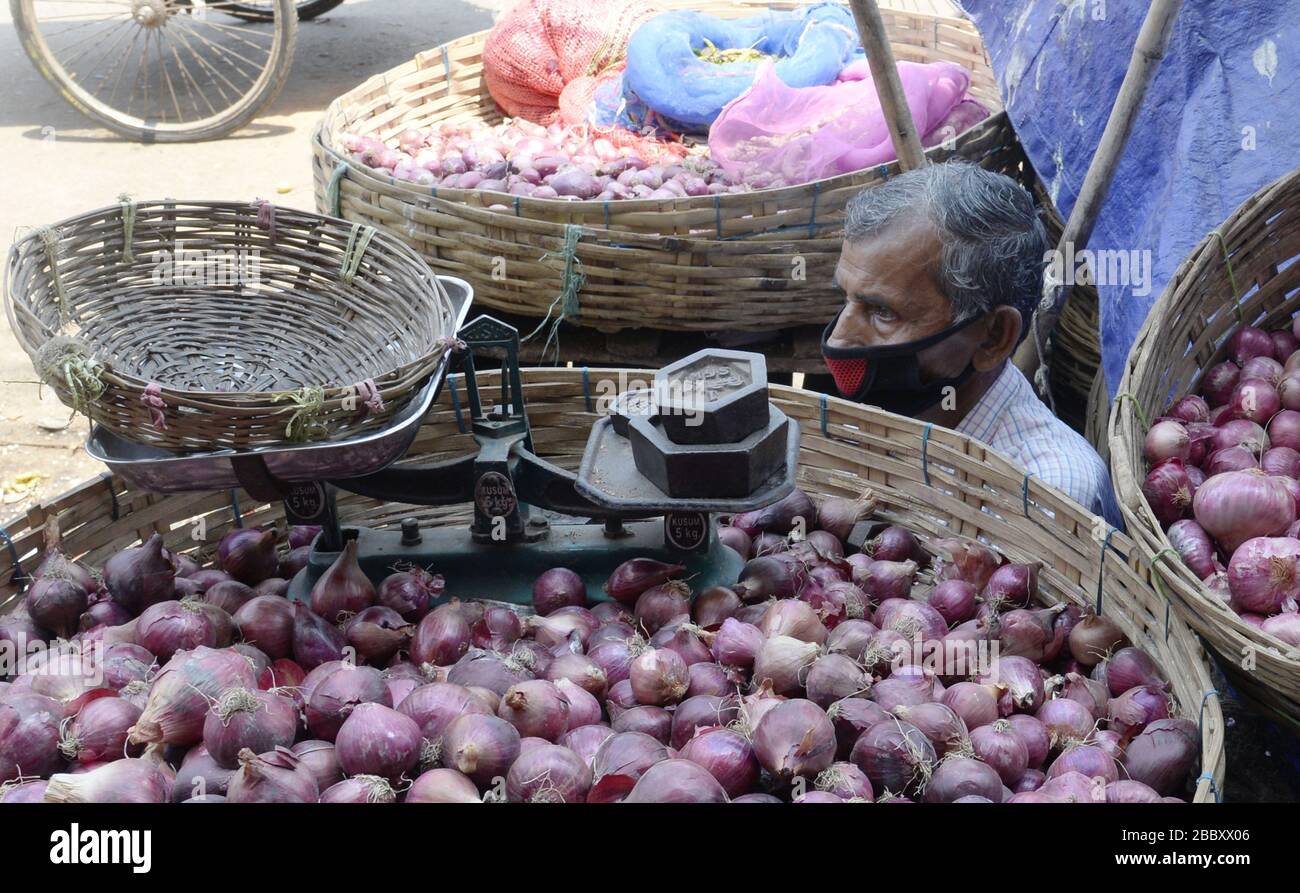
[821,162,1122,526]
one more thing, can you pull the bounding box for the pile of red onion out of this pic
[1138,320,1300,645]
[0,501,1199,803]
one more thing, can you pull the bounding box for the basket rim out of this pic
[4,198,455,402]
[1108,168,1300,671]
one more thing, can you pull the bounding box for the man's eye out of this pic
[871,306,897,322]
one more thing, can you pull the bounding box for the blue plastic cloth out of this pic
[617,2,861,132]
[957,1,1300,395]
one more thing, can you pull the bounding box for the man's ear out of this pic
[972,306,1022,372]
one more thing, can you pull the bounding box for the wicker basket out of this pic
[4,200,456,453]
[0,368,1226,801]
[1109,167,1300,726]
[311,1,1028,333]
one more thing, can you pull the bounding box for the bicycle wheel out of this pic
[223,0,342,21]
[12,0,298,142]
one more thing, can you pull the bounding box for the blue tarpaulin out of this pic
[957,0,1300,395]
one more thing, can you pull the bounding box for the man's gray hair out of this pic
[843,162,1047,330]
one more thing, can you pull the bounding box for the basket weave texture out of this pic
[311,0,1028,333]
[5,200,455,452]
[0,367,1226,801]
[1109,168,1300,727]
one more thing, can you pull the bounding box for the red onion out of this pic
[824,618,878,662]
[1143,420,1191,464]
[1005,713,1051,769]
[203,580,256,615]
[821,699,885,759]
[436,713,520,786]
[757,599,828,645]
[344,606,412,665]
[136,600,224,661]
[25,577,88,639]
[470,605,523,652]
[335,702,422,782]
[310,541,376,623]
[559,723,613,769]
[752,699,836,783]
[254,578,289,598]
[447,650,532,695]
[377,567,443,621]
[406,767,481,803]
[227,746,318,803]
[864,525,923,565]
[103,534,176,615]
[877,599,947,643]
[201,687,298,770]
[1106,685,1170,737]
[692,586,742,629]
[188,569,231,591]
[590,730,670,800]
[1035,696,1095,748]
[707,619,762,672]
[924,755,1003,803]
[1047,743,1119,783]
[934,539,1002,591]
[528,606,599,649]
[927,580,977,626]
[44,758,171,803]
[1282,374,1300,411]
[396,682,489,742]
[1167,394,1210,424]
[1242,354,1284,385]
[260,657,306,694]
[802,654,866,708]
[1276,330,1300,361]
[669,694,738,749]
[624,758,729,803]
[57,696,141,764]
[634,580,691,634]
[1206,446,1259,478]
[0,693,65,782]
[1066,611,1127,667]
[498,680,570,742]
[993,606,1062,664]
[629,648,689,706]
[278,546,311,580]
[1089,727,1126,763]
[1229,377,1281,425]
[1262,446,1300,478]
[320,775,397,803]
[1230,325,1274,364]
[676,727,757,797]
[532,567,587,616]
[80,598,131,631]
[1037,770,1105,803]
[1198,469,1297,555]
[1227,536,1300,613]
[552,678,600,729]
[816,493,875,542]
[893,702,969,756]
[1200,361,1241,406]
[506,743,591,803]
[856,559,918,603]
[733,556,800,602]
[410,602,471,667]
[1261,612,1300,645]
[850,718,936,795]
[977,656,1044,713]
[1270,409,1300,453]
[1214,419,1269,456]
[291,603,346,670]
[1142,459,1196,526]
[545,652,608,700]
[172,744,233,801]
[1122,718,1197,795]
[217,528,279,586]
[34,548,96,593]
[230,591,294,659]
[305,665,391,741]
[752,636,819,695]
[868,671,931,714]
[603,558,686,606]
[1165,520,1219,581]
[716,525,753,558]
[129,646,257,746]
[981,562,1040,611]
[1097,647,1169,697]
[99,643,155,690]
[730,489,816,537]
[1059,672,1110,721]
[753,533,790,555]
[805,530,846,562]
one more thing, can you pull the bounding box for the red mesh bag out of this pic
[483,0,663,123]
[556,67,691,164]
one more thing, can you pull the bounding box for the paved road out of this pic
[0,0,513,507]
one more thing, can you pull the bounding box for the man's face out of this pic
[826,216,983,382]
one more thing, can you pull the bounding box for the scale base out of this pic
[286,521,745,608]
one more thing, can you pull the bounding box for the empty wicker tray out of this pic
[5,199,456,453]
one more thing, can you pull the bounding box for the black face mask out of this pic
[820,309,984,416]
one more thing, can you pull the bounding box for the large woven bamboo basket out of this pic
[1109,168,1300,726]
[311,1,1026,333]
[0,368,1226,801]
[4,200,455,453]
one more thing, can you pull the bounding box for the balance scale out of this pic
[87,279,800,605]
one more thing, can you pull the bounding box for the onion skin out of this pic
[733,556,800,602]
[1,693,66,782]
[204,580,256,615]
[291,739,342,792]
[1035,697,1095,748]
[44,758,172,803]
[635,580,692,635]
[1200,361,1241,405]
[336,702,422,782]
[693,586,742,629]
[758,599,828,645]
[752,699,836,783]
[137,600,226,661]
[941,682,1000,731]
[1142,459,1195,527]
[1098,647,1169,697]
[406,767,481,803]
[730,489,816,537]
[893,702,969,756]
[411,603,472,667]
[630,648,689,706]
[321,775,397,804]
[928,580,977,625]
[591,730,670,799]
[377,568,443,621]
[603,558,686,606]
[1122,718,1197,796]
[850,718,936,795]
[304,665,391,741]
[1144,420,1191,464]
[344,606,413,665]
[753,636,819,696]
[202,687,299,770]
[1227,536,1300,614]
[506,744,592,803]
[1005,713,1050,769]
[396,681,489,743]
[924,755,1004,803]
[291,603,346,671]
[678,727,758,797]
[218,528,279,586]
[233,596,295,659]
[612,706,672,743]
[1046,744,1119,784]
[716,526,753,559]
[58,696,141,765]
[129,646,257,747]
[1165,520,1219,581]
[856,560,918,603]
[625,758,729,803]
[172,745,234,802]
[103,534,176,616]
[498,680,570,742]
[670,695,739,749]
[26,577,88,639]
[532,567,587,616]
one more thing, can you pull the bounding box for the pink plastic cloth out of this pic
[708,59,975,185]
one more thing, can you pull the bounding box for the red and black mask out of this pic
[820,308,984,416]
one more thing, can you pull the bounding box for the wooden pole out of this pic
[845,0,928,171]
[1021,0,1184,404]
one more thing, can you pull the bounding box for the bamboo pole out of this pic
[845,0,928,171]
[1021,0,1184,405]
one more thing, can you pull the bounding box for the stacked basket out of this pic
[1109,168,1300,726]
[1,369,1227,801]
[311,0,1025,335]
